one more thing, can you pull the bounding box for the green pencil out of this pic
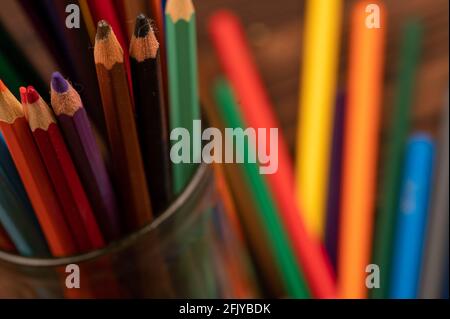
[371,20,423,299]
[214,78,309,298]
[165,0,201,194]
[0,51,22,95]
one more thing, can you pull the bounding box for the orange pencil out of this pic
[338,1,387,298]
[0,80,76,256]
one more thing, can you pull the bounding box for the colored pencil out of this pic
[23,86,105,252]
[149,0,169,119]
[337,0,386,299]
[50,72,121,241]
[390,134,435,298]
[0,52,22,99]
[0,80,76,256]
[371,20,423,299]
[295,0,342,238]
[88,0,133,95]
[0,132,49,257]
[0,224,16,252]
[115,0,148,39]
[94,21,153,230]
[78,0,96,43]
[324,94,346,271]
[165,0,201,194]
[130,15,172,213]
[48,0,108,139]
[215,78,309,298]
[208,11,335,298]
[420,93,449,299]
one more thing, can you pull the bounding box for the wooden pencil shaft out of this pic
[51,75,121,241]
[0,84,76,256]
[95,23,153,230]
[26,89,104,252]
[130,20,172,213]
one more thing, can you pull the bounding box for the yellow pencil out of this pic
[79,0,96,44]
[295,0,342,238]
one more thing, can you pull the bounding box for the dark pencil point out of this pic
[134,14,150,38]
[96,20,111,40]
[51,72,69,94]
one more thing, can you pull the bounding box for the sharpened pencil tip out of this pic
[26,86,40,104]
[51,72,69,94]
[96,20,111,40]
[134,14,150,38]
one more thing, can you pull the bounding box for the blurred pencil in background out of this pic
[296,0,342,239]
[338,0,387,299]
[390,134,435,299]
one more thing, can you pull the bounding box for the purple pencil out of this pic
[325,93,346,272]
[50,72,121,241]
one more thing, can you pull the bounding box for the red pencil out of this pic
[23,86,105,252]
[208,11,336,298]
[0,224,16,253]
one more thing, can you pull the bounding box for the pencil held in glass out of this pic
[338,0,387,299]
[0,80,76,256]
[296,0,342,239]
[130,15,172,213]
[371,20,423,299]
[165,0,201,194]
[0,133,50,257]
[208,11,336,298]
[215,79,310,298]
[50,72,121,241]
[23,86,105,252]
[94,21,153,231]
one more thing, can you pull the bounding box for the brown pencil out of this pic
[0,80,76,256]
[94,20,153,230]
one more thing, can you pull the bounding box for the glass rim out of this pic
[0,163,210,267]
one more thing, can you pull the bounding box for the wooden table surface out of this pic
[196,0,449,154]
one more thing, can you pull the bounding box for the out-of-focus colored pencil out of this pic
[24,86,105,252]
[50,72,121,241]
[0,224,16,253]
[371,20,423,299]
[0,132,49,257]
[208,10,336,299]
[420,93,449,299]
[295,0,342,238]
[338,0,387,299]
[215,78,310,298]
[390,134,435,299]
[0,80,76,256]
[324,94,346,271]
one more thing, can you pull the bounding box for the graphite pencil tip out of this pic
[51,72,69,94]
[134,14,150,38]
[96,20,111,40]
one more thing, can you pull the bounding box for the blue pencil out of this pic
[0,133,50,257]
[390,134,435,298]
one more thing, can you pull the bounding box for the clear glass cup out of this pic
[0,164,260,298]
